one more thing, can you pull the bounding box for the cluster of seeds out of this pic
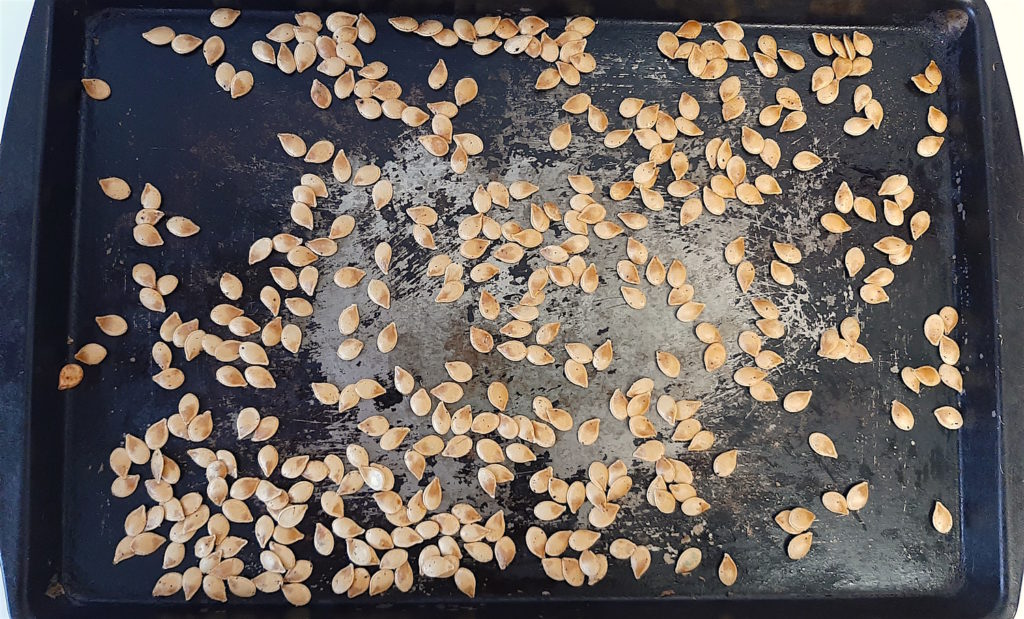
[843,84,884,136]
[143,11,253,99]
[824,174,929,305]
[910,61,948,157]
[657,21,770,81]
[895,307,963,433]
[808,31,874,104]
[66,8,970,605]
[99,179,201,248]
[391,15,597,90]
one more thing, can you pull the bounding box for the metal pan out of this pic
[1,0,1023,617]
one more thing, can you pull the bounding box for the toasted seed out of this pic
[454,77,478,106]
[908,211,932,240]
[676,302,705,322]
[863,267,894,287]
[99,177,131,200]
[787,532,813,560]
[939,306,959,333]
[923,60,942,86]
[656,351,681,378]
[335,338,364,362]
[171,33,202,54]
[780,110,807,132]
[816,78,840,104]
[74,342,107,366]
[710,449,737,477]
[621,286,647,309]
[780,390,811,413]
[722,96,745,121]
[934,406,963,430]
[427,59,448,90]
[900,366,922,393]
[859,284,889,305]
[593,340,613,371]
[822,491,850,515]
[209,7,239,28]
[839,248,865,277]
[940,363,964,392]
[889,399,915,431]
[851,85,873,113]
[932,501,953,534]
[535,501,566,521]
[927,106,948,133]
[759,104,782,127]
[773,242,802,265]
[229,71,253,99]
[777,48,804,69]
[202,35,226,66]
[793,151,823,171]
[634,440,666,462]
[809,432,837,458]
[878,175,909,197]
[562,93,592,115]
[917,136,944,158]
[844,117,873,136]
[165,216,199,237]
[82,78,112,101]
[282,583,311,606]
[783,508,814,534]
[57,361,86,390]
[845,481,869,511]
[143,26,175,45]
[883,199,905,225]
[630,545,651,579]
[770,260,795,286]
[718,553,737,586]
[550,123,572,151]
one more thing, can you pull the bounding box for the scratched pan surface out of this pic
[2,0,1024,618]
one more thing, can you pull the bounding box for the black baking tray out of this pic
[2,0,1024,617]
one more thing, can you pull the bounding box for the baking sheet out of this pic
[58,7,971,604]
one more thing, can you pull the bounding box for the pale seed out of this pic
[932,501,953,534]
[719,553,737,586]
[171,33,202,54]
[788,532,813,560]
[917,136,944,158]
[549,123,572,151]
[99,177,131,200]
[229,71,253,99]
[630,545,651,579]
[142,26,175,46]
[822,491,850,515]
[713,450,738,477]
[846,482,870,510]
[809,432,837,458]
[656,351,681,378]
[783,390,812,413]
[934,406,963,430]
[454,77,478,106]
[793,151,823,171]
[940,363,964,392]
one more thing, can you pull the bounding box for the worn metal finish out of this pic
[2,1,1024,618]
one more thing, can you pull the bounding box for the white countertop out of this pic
[0,0,1021,617]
